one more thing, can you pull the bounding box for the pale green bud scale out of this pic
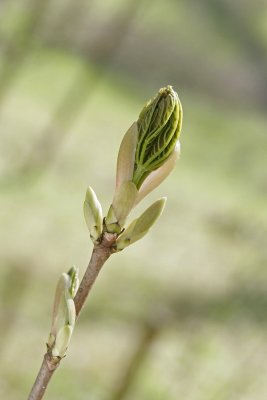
[48,267,79,359]
[84,186,103,243]
[116,122,138,190]
[116,198,166,251]
[52,325,73,358]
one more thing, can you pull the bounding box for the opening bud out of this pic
[107,86,182,234]
[133,86,182,189]
[48,267,79,358]
[84,187,103,243]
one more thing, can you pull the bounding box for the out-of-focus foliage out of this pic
[0,1,267,399]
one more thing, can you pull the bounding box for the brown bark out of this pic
[74,232,116,317]
[27,232,116,400]
[28,353,60,400]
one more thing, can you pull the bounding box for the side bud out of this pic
[48,267,79,358]
[84,186,103,244]
[105,181,138,234]
[115,198,166,251]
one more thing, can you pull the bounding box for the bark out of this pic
[27,232,116,400]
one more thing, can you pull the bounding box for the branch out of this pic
[27,85,182,400]
[27,232,116,400]
[28,354,60,400]
[74,232,116,317]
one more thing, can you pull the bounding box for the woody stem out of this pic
[27,232,116,400]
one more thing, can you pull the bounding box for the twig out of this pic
[74,232,116,317]
[28,354,60,400]
[27,84,182,400]
[27,232,116,400]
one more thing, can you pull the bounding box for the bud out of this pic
[48,267,79,358]
[105,181,137,233]
[133,86,182,189]
[106,86,182,233]
[116,198,166,251]
[84,186,103,244]
[136,141,180,205]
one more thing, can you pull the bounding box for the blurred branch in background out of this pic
[0,0,147,185]
[19,0,145,175]
[0,0,50,105]
[202,0,267,107]
[1,0,267,398]
[0,261,31,356]
[1,0,267,188]
[110,319,160,400]
[90,283,267,333]
[98,283,267,400]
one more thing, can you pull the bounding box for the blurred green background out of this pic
[1,0,267,399]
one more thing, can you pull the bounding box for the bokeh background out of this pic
[1,1,267,399]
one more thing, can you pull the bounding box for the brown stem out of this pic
[28,353,61,400]
[27,232,116,400]
[74,232,116,316]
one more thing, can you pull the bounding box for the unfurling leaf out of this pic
[133,86,182,189]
